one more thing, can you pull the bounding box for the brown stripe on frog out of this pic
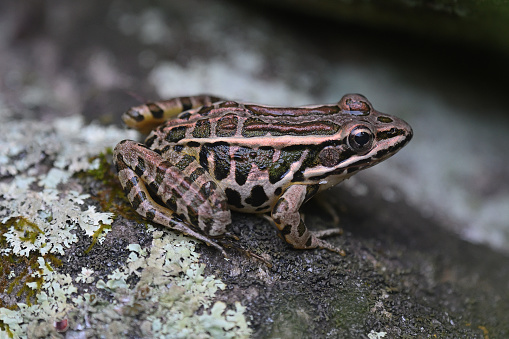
[372,138,410,160]
[242,118,340,138]
[144,207,157,221]
[199,144,211,172]
[144,134,158,148]
[233,146,252,186]
[245,104,340,117]
[164,177,215,229]
[216,113,238,137]
[202,216,215,232]
[291,143,329,182]
[115,152,127,172]
[217,101,242,109]
[124,108,145,122]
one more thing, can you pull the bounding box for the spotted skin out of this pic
[115,94,413,255]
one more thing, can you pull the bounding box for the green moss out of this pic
[86,148,115,184]
[85,222,113,254]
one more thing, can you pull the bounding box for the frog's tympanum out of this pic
[114,94,412,256]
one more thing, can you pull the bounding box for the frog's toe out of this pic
[201,238,229,258]
[315,239,346,256]
[312,228,343,239]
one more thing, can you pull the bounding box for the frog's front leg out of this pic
[114,140,231,256]
[272,184,345,256]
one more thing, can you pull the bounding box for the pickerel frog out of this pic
[114,94,412,256]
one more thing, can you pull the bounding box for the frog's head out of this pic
[304,93,413,186]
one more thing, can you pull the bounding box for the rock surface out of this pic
[1,1,508,338]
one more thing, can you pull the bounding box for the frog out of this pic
[114,94,413,256]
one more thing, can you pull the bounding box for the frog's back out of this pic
[151,100,357,150]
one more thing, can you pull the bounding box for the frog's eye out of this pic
[347,126,374,154]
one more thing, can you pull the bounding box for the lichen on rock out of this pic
[0,113,251,338]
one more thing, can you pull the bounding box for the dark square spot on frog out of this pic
[165,126,187,143]
[122,175,138,196]
[187,205,199,227]
[198,105,213,116]
[281,224,292,235]
[199,181,217,199]
[189,167,206,182]
[165,195,178,212]
[175,154,195,171]
[192,119,211,138]
[134,157,146,177]
[245,185,269,207]
[126,109,144,122]
[131,190,147,210]
[180,96,193,111]
[147,103,164,119]
[225,188,243,209]
[145,135,157,148]
[145,208,156,221]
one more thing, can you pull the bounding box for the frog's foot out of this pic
[181,228,228,258]
[314,229,346,255]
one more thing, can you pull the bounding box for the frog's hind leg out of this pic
[122,95,225,134]
[114,140,231,256]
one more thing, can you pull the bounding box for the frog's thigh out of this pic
[271,184,345,255]
[114,140,231,247]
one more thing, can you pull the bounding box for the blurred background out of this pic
[1,0,508,254]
